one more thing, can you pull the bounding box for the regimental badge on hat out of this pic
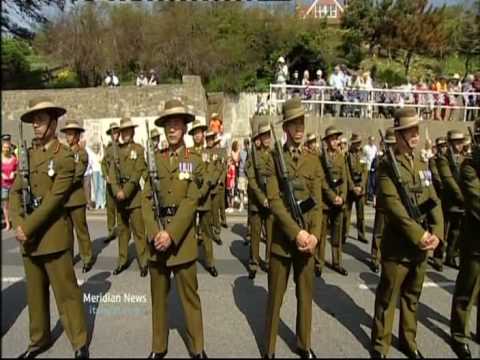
[21,97,66,123]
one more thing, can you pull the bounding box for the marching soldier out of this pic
[10,97,89,358]
[344,133,368,244]
[316,126,351,277]
[189,119,219,277]
[150,128,161,151]
[430,136,448,271]
[142,99,207,359]
[213,136,228,230]
[109,117,149,277]
[371,108,443,359]
[304,133,319,155]
[263,97,321,358]
[436,130,466,269]
[449,126,480,359]
[245,118,273,279]
[60,120,95,273]
[205,131,223,245]
[101,122,120,243]
[370,128,396,273]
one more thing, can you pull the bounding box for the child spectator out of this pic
[226,157,236,212]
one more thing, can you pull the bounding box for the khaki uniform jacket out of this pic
[101,143,114,183]
[109,141,147,210]
[429,154,443,198]
[142,147,205,267]
[265,146,323,258]
[436,153,465,212]
[459,157,480,256]
[189,145,216,211]
[9,138,75,256]
[65,144,88,208]
[377,152,444,262]
[213,148,227,192]
[320,150,352,210]
[346,150,368,195]
[245,147,269,213]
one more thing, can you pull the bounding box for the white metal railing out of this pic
[268,84,480,121]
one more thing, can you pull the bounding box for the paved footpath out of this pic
[2,207,476,358]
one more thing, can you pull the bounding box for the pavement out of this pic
[1,206,476,358]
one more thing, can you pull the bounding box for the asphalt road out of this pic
[1,206,476,358]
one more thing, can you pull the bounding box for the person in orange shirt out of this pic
[209,113,224,134]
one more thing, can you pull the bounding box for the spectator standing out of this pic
[209,113,223,135]
[363,136,378,202]
[238,138,249,211]
[111,71,119,87]
[148,69,158,86]
[104,71,112,87]
[226,158,236,212]
[230,140,241,197]
[136,71,148,87]
[1,135,17,230]
[275,56,289,102]
[302,70,312,111]
[81,139,94,210]
[91,143,106,209]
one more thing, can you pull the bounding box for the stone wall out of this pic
[1,75,207,141]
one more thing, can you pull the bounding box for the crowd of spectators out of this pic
[273,56,480,121]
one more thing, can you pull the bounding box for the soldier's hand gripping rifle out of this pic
[18,122,39,215]
[378,129,434,230]
[145,121,164,233]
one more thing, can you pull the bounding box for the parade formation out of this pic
[4,95,480,359]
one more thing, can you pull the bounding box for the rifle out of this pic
[110,130,126,185]
[18,123,39,215]
[269,119,314,229]
[320,140,343,190]
[447,142,461,182]
[378,129,434,229]
[145,121,164,232]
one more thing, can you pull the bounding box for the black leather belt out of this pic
[159,206,178,217]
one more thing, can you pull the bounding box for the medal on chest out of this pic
[47,159,55,177]
[418,170,431,187]
[74,153,79,163]
[179,161,193,180]
[130,149,137,160]
[202,152,209,163]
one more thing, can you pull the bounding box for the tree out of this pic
[456,1,480,76]
[387,0,449,75]
[1,0,65,39]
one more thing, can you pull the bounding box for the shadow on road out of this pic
[230,223,248,240]
[314,276,373,352]
[232,275,297,356]
[81,271,112,346]
[426,271,455,295]
[343,242,372,270]
[229,239,250,273]
[2,280,27,337]
[359,271,452,352]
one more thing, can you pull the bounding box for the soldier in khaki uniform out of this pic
[109,117,149,277]
[430,136,448,271]
[212,137,228,230]
[344,133,368,244]
[101,122,120,243]
[150,128,161,151]
[205,131,223,245]
[449,129,480,359]
[371,108,444,359]
[9,97,89,358]
[436,129,466,269]
[304,133,319,155]
[316,126,351,277]
[189,119,219,277]
[60,120,94,273]
[370,128,396,273]
[263,97,322,359]
[245,118,273,279]
[142,99,207,359]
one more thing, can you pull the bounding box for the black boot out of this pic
[74,345,89,359]
[192,350,208,359]
[148,350,168,359]
[450,340,471,359]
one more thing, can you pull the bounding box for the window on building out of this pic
[329,4,337,17]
